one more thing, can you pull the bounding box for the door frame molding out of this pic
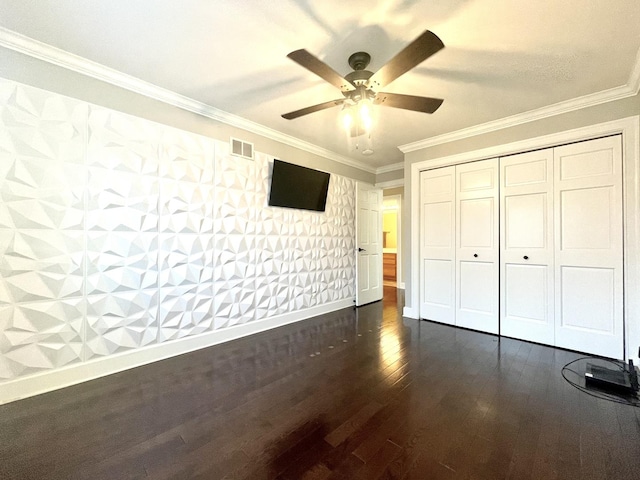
[405,115,640,361]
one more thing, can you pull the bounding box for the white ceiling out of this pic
[1,0,639,170]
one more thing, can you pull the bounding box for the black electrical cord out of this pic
[561,357,640,407]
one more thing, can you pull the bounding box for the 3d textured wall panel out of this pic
[254,155,295,316]
[251,152,356,317]
[0,299,84,379]
[328,175,357,300]
[85,231,159,295]
[158,282,214,342]
[158,180,214,235]
[159,130,214,236]
[160,128,215,185]
[213,143,257,328]
[255,231,292,318]
[158,234,213,287]
[84,108,161,358]
[86,107,160,233]
[85,289,158,358]
[157,130,215,340]
[0,78,357,388]
[0,80,86,378]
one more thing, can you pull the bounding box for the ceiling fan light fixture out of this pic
[358,98,373,133]
[356,132,374,156]
[342,97,374,137]
[282,29,445,160]
[341,104,354,131]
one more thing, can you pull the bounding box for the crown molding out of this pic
[629,45,640,95]
[400,83,637,153]
[375,162,404,174]
[0,28,377,174]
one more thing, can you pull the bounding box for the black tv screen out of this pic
[268,159,330,212]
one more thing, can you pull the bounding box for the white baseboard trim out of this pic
[0,298,353,405]
[402,306,418,319]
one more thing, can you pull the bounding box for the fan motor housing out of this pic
[348,52,371,70]
[346,51,373,86]
[345,69,373,86]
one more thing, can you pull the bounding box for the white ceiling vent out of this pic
[230,137,254,160]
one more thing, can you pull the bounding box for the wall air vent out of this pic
[230,137,254,160]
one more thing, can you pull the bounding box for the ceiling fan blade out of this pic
[368,30,444,89]
[282,98,345,120]
[287,49,356,92]
[374,92,443,114]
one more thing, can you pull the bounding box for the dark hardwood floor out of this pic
[1,286,640,479]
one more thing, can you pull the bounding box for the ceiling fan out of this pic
[281,30,445,122]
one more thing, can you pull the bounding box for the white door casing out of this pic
[553,136,624,358]
[455,159,499,334]
[356,182,383,306]
[419,167,456,324]
[500,149,555,345]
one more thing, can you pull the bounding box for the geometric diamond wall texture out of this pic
[0,77,356,383]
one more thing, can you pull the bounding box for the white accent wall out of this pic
[0,78,356,403]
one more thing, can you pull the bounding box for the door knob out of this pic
[523,255,529,260]
[358,247,366,252]
[473,253,478,258]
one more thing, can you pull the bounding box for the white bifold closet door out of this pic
[419,159,499,334]
[500,149,555,345]
[419,166,456,325]
[553,136,623,359]
[455,159,499,334]
[419,136,623,357]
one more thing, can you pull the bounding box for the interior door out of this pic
[356,182,383,306]
[419,167,456,324]
[554,136,624,359]
[500,149,554,344]
[455,158,499,334]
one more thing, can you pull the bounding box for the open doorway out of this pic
[382,193,402,289]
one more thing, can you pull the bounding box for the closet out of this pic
[419,136,624,358]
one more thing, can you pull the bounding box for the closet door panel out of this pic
[505,194,546,248]
[459,261,494,312]
[500,149,554,344]
[420,167,456,324]
[459,198,494,247]
[423,259,454,311]
[504,264,548,321]
[456,159,499,334]
[554,136,623,358]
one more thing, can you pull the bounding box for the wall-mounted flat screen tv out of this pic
[268,159,330,212]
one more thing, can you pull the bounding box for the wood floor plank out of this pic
[324,401,384,447]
